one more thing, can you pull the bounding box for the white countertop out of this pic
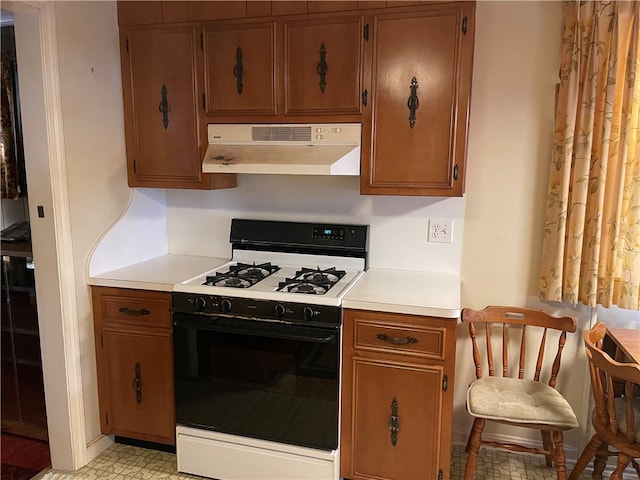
[342,268,460,318]
[88,254,228,292]
[89,257,461,318]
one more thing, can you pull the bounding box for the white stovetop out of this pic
[174,249,365,307]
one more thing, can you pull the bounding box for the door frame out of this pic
[6,0,87,469]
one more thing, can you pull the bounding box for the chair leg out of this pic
[609,453,631,480]
[541,430,553,467]
[568,433,603,480]
[551,430,568,480]
[464,422,474,453]
[463,418,485,480]
[592,442,609,480]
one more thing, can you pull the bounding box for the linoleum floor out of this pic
[33,442,596,479]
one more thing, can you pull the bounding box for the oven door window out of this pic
[173,315,339,451]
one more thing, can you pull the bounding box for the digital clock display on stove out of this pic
[313,225,345,241]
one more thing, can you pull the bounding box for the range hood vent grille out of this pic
[252,126,312,142]
[203,123,362,175]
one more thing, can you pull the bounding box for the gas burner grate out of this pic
[278,267,346,295]
[277,279,329,295]
[294,267,346,284]
[204,262,280,288]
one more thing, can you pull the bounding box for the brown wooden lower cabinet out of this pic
[340,309,457,480]
[91,286,175,445]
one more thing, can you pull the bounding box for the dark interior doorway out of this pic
[1,23,48,444]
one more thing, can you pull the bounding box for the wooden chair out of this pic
[461,306,579,480]
[568,322,640,480]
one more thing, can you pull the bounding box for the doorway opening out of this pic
[0,18,51,477]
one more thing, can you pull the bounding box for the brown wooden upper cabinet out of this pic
[203,15,365,120]
[283,16,364,115]
[116,1,475,196]
[120,25,236,189]
[117,1,250,25]
[203,22,278,116]
[360,3,475,196]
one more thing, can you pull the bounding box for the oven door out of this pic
[173,313,340,451]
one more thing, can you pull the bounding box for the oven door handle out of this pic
[173,313,338,343]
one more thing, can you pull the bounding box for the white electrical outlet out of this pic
[428,218,453,243]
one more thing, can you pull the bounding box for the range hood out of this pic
[202,123,361,175]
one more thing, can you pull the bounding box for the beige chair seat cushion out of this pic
[614,396,640,443]
[467,376,579,428]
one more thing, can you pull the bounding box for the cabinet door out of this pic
[284,17,364,115]
[345,358,444,480]
[341,309,456,480]
[102,331,175,445]
[204,22,277,116]
[361,4,475,196]
[121,27,208,188]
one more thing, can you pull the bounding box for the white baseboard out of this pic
[84,434,113,465]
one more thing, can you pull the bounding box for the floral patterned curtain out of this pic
[540,1,640,310]
[1,49,19,200]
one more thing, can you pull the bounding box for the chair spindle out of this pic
[534,328,547,382]
[519,325,527,379]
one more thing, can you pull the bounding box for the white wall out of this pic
[52,0,129,456]
[49,1,130,461]
[459,0,593,458]
[166,176,465,273]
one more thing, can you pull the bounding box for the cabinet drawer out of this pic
[353,318,446,360]
[94,288,171,330]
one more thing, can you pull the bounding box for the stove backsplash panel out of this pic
[166,176,464,274]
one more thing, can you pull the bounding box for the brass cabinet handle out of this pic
[158,84,169,129]
[317,43,327,94]
[407,76,419,128]
[388,397,399,446]
[377,333,418,345]
[233,47,244,94]
[132,362,142,404]
[118,307,151,317]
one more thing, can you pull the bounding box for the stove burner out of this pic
[204,262,280,288]
[278,267,345,295]
[236,265,275,279]
[278,279,328,295]
[216,276,251,288]
[294,267,346,284]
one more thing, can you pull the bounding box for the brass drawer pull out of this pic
[119,307,151,317]
[377,333,418,345]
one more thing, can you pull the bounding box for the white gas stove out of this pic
[172,219,369,480]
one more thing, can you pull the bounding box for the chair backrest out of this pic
[461,306,577,388]
[584,322,640,444]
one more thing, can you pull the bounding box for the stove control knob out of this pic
[194,296,207,312]
[303,306,315,321]
[220,298,232,314]
[274,304,286,319]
